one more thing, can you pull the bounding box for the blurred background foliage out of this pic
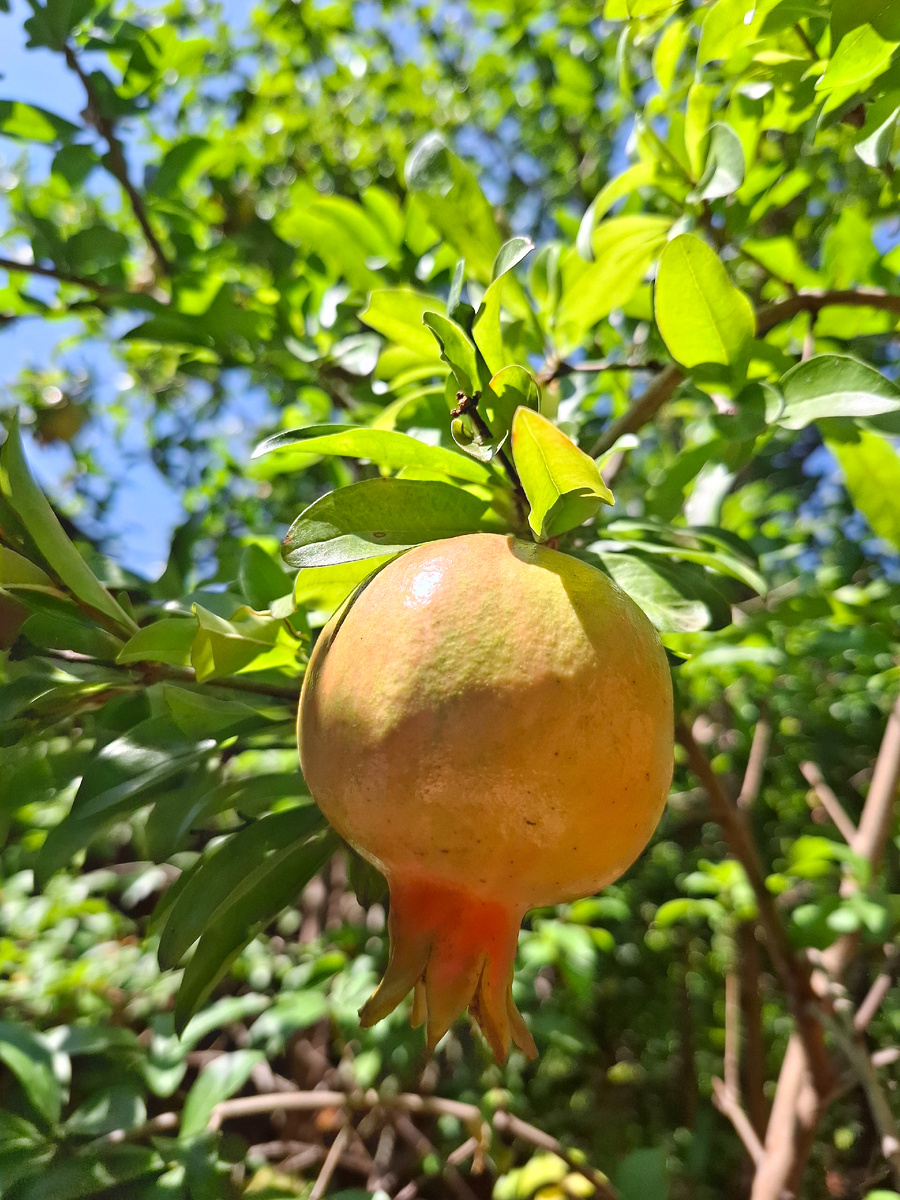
[3,0,900,1198]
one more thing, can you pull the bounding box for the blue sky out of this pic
[0,0,252,578]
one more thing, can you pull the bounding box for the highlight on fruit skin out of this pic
[298,533,675,1061]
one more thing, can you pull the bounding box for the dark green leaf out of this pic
[180,1050,264,1137]
[0,1023,61,1125]
[281,478,497,567]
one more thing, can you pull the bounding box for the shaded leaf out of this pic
[779,355,900,428]
[180,1051,264,1137]
[281,478,496,568]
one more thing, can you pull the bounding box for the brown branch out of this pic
[676,715,835,1098]
[588,364,684,457]
[0,255,117,295]
[203,1088,618,1198]
[851,691,900,869]
[712,1078,765,1167]
[739,923,768,1139]
[63,45,172,277]
[392,1111,480,1200]
[309,1126,351,1200]
[799,762,858,846]
[587,288,900,458]
[724,965,741,1099]
[738,713,772,809]
[855,947,900,1033]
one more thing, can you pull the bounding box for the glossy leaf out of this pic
[116,618,196,667]
[688,123,745,202]
[471,237,536,374]
[597,551,733,632]
[779,356,900,429]
[360,288,444,359]
[281,478,496,567]
[482,365,540,440]
[253,423,488,483]
[421,312,480,396]
[511,408,614,541]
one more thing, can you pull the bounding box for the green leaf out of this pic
[556,217,671,356]
[482,365,540,440]
[158,807,327,970]
[37,716,212,883]
[0,1023,61,1125]
[0,546,52,588]
[116,617,196,667]
[779,355,900,428]
[829,429,900,550]
[511,408,614,541]
[65,1085,146,1138]
[0,415,137,635]
[471,237,536,375]
[238,544,291,610]
[190,604,296,682]
[576,163,657,260]
[855,102,900,166]
[654,234,755,379]
[405,133,502,280]
[65,225,130,273]
[253,423,489,484]
[698,0,764,65]
[817,25,898,93]
[173,829,336,1031]
[162,685,278,739]
[422,312,479,396]
[360,288,444,359]
[596,552,733,632]
[281,478,496,568]
[0,99,78,143]
[687,123,745,202]
[180,1050,264,1138]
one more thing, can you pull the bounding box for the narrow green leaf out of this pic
[180,1051,264,1137]
[0,415,137,634]
[829,430,900,549]
[281,478,496,568]
[0,547,52,588]
[253,423,489,484]
[0,99,78,143]
[173,830,336,1032]
[511,408,614,541]
[654,234,755,376]
[780,355,900,428]
[158,808,327,970]
[422,312,480,396]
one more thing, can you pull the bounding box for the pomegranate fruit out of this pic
[298,533,674,1060]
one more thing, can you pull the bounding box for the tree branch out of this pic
[0,255,118,295]
[586,287,900,458]
[738,712,772,809]
[712,1078,765,1167]
[63,44,172,278]
[676,716,835,1097]
[799,762,858,846]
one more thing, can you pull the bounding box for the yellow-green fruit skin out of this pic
[299,533,674,909]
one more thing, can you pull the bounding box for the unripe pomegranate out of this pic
[299,533,673,1060]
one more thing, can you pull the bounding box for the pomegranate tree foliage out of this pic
[2,0,900,1196]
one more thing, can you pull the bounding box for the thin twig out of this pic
[392,1111,480,1200]
[738,714,772,809]
[712,1078,765,1167]
[0,255,118,294]
[856,948,900,1032]
[825,1014,900,1190]
[676,716,835,1098]
[63,44,172,277]
[588,364,684,457]
[794,22,819,58]
[799,762,858,846]
[309,1125,351,1200]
